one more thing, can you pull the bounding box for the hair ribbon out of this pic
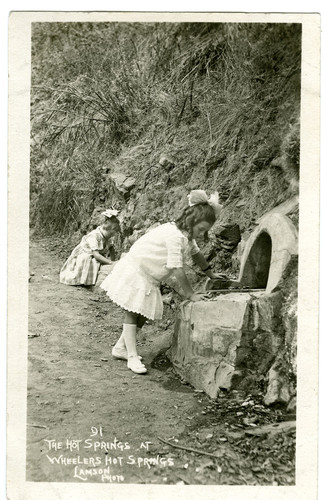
[187,189,222,217]
[101,208,119,218]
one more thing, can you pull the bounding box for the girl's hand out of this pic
[188,293,204,302]
[208,272,229,280]
[92,250,112,265]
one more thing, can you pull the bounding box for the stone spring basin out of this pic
[168,213,298,399]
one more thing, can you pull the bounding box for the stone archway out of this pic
[238,213,298,292]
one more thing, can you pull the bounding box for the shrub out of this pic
[30,22,301,238]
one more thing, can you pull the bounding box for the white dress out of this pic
[100,222,199,320]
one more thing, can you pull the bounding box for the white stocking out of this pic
[122,323,138,358]
[115,326,141,349]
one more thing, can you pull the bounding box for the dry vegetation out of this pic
[30,22,301,245]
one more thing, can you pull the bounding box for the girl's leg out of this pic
[137,314,147,329]
[123,311,139,357]
[112,312,143,360]
[112,333,142,359]
[115,314,146,347]
[114,332,125,349]
[124,311,147,374]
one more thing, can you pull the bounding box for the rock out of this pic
[251,330,283,374]
[162,293,173,305]
[158,154,175,169]
[214,361,235,391]
[287,396,296,413]
[280,256,298,376]
[243,416,258,426]
[217,224,241,242]
[207,224,241,259]
[245,420,295,436]
[264,362,291,406]
[109,172,136,196]
[144,330,172,365]
[252,291,283,332]
[226,429,245,440]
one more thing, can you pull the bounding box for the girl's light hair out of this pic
[175,203,216,239]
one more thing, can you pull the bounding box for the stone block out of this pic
[252,292,283,332]
[190,294,250,332]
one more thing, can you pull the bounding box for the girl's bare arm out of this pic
[192,251,221,279]
[171,268,202,301]
[92,251,112,265]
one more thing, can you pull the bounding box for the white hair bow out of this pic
[101,208,119,218]
[187,189,222,217]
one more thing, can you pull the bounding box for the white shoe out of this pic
[127,356,147,374]
[112,346,142,361]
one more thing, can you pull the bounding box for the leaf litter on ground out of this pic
[162,388,296,485]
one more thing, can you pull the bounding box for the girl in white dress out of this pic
[60,210,120,287]
[100,190,222,374]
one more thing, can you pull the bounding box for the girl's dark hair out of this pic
[175,203,216,239]
[102,216,120,231]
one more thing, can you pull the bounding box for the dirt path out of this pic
[27,240,207,484]
[27,240,295,486]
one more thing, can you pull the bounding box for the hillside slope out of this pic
[30,22,301,257]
